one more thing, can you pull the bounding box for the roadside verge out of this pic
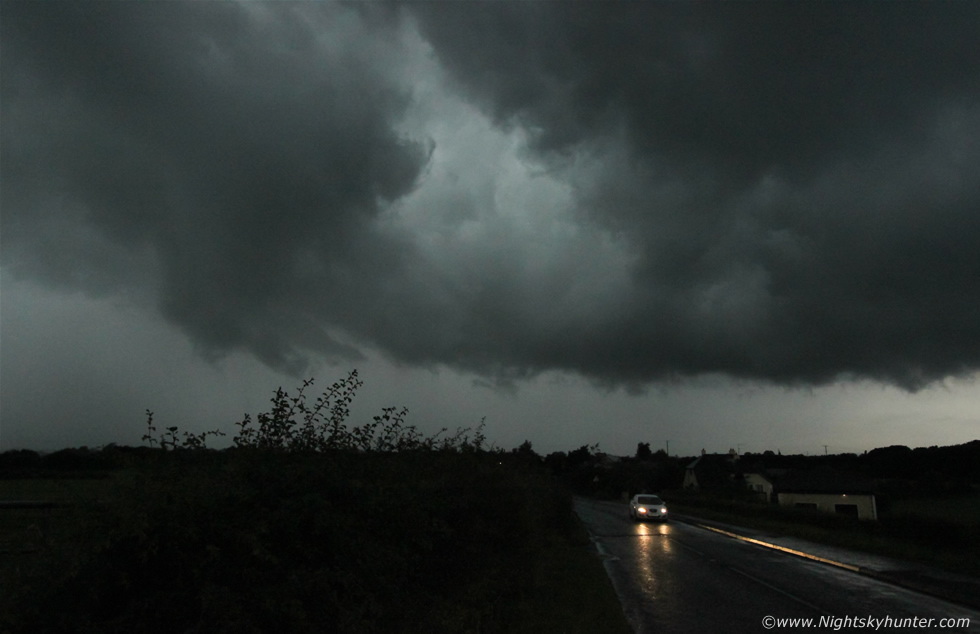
[673,513,980,612]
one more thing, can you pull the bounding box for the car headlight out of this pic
[638,508,647,514]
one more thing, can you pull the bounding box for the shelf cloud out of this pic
[3,1,979,393]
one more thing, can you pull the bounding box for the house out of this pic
[774,467,878,520]
[742,472,775,503]
[683,449,739,491]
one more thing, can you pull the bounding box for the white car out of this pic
[629,494,668,522]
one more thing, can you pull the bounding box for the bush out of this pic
[0,449,42,477]
[2,371,576,633]
[2,451,570,633]
[142,370,489,455]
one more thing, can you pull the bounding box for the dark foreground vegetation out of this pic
[1,372,630,634]
[2,451,609,633]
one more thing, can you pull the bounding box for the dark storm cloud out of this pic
[410,2,980,179]
[1,1,429,372]
[3,1,980,391]
[405,2,980,389]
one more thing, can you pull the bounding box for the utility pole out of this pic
[666,440,669,456]
[823,445,829,456]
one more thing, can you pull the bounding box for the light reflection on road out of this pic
[577,499,980,634]
[635,521,672,599]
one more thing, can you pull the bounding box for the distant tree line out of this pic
[4,439,979,498]
[1,368,977,500]
[476,439,980,501]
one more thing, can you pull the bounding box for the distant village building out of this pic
[684,453,878,521]
[742,472,775,503]
[683,449,739,490]
[774,467,878,521]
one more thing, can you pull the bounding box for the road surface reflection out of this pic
[634,521,673,599]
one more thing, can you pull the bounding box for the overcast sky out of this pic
[2,1,979,457]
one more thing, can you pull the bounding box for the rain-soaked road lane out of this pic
[574,498,979,633]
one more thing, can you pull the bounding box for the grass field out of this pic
[886,494,980,524]
[1,455,631,633]
[0,477,112,504]
[0,477,114,555]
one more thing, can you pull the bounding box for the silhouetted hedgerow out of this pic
[142,369,489,454]
[3,451,570,633]
[2,371,544,633]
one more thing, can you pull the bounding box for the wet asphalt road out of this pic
[574,498,980,633]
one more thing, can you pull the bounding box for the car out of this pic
[629,494,668,522]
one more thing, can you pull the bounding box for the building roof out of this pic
[742,472,774,485]
[685,454,737,489]
[775,466,875,495]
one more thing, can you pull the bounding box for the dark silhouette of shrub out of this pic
[142,369,489,455]
[2,371,555,633]
[5,451,569,633]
